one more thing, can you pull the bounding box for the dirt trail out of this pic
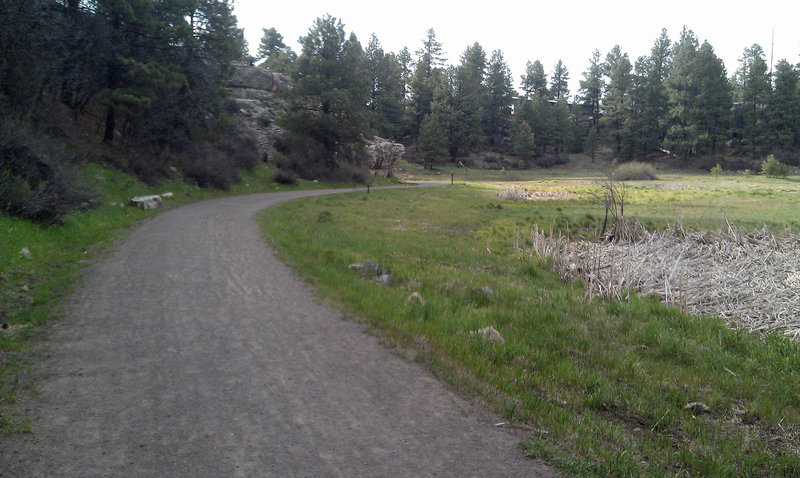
[1,187,557,477]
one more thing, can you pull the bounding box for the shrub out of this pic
[213,134,261,171]
[761,155,790,178]
[613,161,659,181]
[176,148,239,190]
[273,168,299,185]
[535,155,568,169]
[0,120,93,224]
[710,163,723,178]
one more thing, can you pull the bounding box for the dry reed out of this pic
[515,218,800,339]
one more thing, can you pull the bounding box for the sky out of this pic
[233,0,800,96]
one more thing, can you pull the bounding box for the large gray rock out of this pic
[227,63,289,93]
[366,138,404,177]
[470,326,505,344]
[226,63,290,161]
[130,195,163,210]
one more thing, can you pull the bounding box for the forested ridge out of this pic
[2,6,800,222]
[263,18,799,175]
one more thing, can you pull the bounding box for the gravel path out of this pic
[1,187,558,477]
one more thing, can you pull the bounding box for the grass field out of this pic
[259,172,800,477]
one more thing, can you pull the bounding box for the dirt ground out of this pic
[0,187,558,477]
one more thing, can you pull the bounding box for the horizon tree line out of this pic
[263,18,800,177]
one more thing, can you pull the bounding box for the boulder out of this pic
[470,326,505,344]
[684,402,711,414]
[227,63,290,93]
[130,195,163,210]
[366,138,404,177]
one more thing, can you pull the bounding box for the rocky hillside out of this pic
[226,63,290,161]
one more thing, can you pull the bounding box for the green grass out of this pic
[259,177,800,477]
[0,162,353,433]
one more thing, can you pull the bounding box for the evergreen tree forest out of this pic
[263,20,800,175]
[1,0,254,222]
[4,5,800,215]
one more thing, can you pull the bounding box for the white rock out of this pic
[130,195,163,210]
[406,292,425,305]
[470,326,505,344]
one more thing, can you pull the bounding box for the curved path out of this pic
[2,187,557,477]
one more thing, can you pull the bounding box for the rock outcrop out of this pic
[226,63,290,161]
[366,138,404,177]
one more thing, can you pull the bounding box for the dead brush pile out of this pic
[498,185,580,201]
[518,218,800,339]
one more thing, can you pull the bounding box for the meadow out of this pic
[259,169,800,477]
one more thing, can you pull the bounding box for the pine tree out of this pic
[397,46,413,99]
[521,60,548,99]
[733,44,771,158]
[257,27,297,72]
[693,41,731,155]
[510,117,536,160]
[453,42,487,155]
[410,28,445,133]
[550,60,570,101]
[281,16,370,174]
[484,49,515,146]
[257,27,285,60]
[665,28,701,157]
[365,35,405,138]
[418,111,449,169]
[602,45,634,158]
[629,29,671,157]
[768,60,800,151]
[550,99,573,153]
[579,50,604,132]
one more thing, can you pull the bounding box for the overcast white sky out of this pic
[233,0,800,96]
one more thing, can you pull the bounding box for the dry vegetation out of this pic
[497,185,581,201]
[520,218,800,339]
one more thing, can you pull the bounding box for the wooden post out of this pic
[451,173,454,185]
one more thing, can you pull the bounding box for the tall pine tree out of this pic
[768,60,800,152]
[602,45,634,158]
[733,44,771,158]
[281,16,369,175]
[484,49,515,146]
[550,60,570,101]
[365,34,405,139]
[521,60,548,99]
[453,43,487,155]
[409,28,445,134]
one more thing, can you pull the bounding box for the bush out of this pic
[535,155,568,169]
[213,134,261,171]
[276,134,369,182]
[273,168,299,185]
[761,155,791,178]
[613,161,659,181]
[175,148,239,190]
[724,158,752,172]
[710,163,723,178]
[0,120,93,224]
